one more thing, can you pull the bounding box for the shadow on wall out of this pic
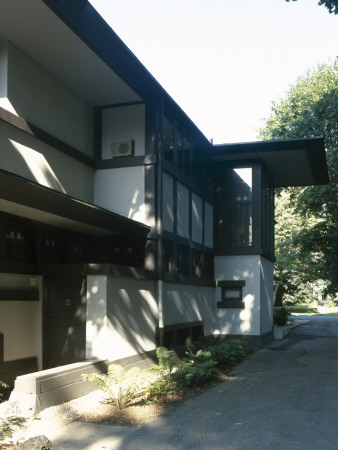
[163,285,215,335]
[86,277,158,362]
[3,134,66,192]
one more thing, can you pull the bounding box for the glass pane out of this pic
[163,116,174,162]
[232,168,253,247]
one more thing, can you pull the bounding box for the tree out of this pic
[259,60,338,301]
[285,0,338,14]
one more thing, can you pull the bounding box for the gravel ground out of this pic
[0,390,105,446]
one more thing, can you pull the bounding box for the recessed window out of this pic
[217,280,245,309]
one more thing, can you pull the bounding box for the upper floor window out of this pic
[232,168,253,247]
[215,162,274,259]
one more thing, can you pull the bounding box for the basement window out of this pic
[217,280,245,309]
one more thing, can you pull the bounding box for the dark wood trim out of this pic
[0,107,94,168]
[0,262,36,275]
[99,100,145,110]
[217,301,245,309]
[95,154,157,169]
[83,263,157,280]
[94,106,102,162]
[0,287,39,301]
[217,280,245,287]
[214,247,264,256]
[163,273,215,287]
[157,320,204,333]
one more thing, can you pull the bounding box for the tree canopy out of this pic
[259,60,338,302]
[285,0,338,14]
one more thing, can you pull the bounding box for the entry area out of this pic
[43,276,87,369]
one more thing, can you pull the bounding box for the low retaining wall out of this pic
[9,359,108,415]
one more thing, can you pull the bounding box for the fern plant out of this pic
[82,364,150,410]
[147,346,179,381]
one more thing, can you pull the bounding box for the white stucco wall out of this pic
[101,104,145,158]
[0,274,42,363]
[214,255,270,336]
[94,166,147,224]
[0,121,94,202]
[5,42,94,157]
[162,283,215,337]
[86,276,157,361]
[260,257,274,334]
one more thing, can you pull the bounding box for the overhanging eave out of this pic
[211,137,329,187]
[0,170,150,239]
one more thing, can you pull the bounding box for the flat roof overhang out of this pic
[211,137,329,187]
[0,0,210,149]
[0,170,150,239]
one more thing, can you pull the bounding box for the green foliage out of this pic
[207,340,249,365]
[0,380,9,402]
[287,304,318,314]
[174,349,216,386]
[146,379,178,402]
[146,347,180,401]
[259,60,338,301]
[147,346,180,381]
[285,0,338,14]
[82,364,150,410]
[274,307,291,326]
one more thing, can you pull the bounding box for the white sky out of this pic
[89,0,337,144]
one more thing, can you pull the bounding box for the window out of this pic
[217,280,245,309]
[232,168,253,247]
[162,116,174,163]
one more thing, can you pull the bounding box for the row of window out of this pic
[163,240,214,280]
[1,215,145,268]
[162,172,214,248]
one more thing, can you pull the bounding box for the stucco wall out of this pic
[5,41,94,157]
[0,274,42,363]
[101,104,145,158]
[0,121,94,202]
[260,257,274,334]
[86,275,157,361]
[162,283,215,337]
[94,166,147,224]
[214,255,263,336]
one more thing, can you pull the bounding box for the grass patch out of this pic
[287,304,318,315]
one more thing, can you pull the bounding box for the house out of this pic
[0,0,328,391]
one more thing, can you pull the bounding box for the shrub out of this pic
[207,340,248,365]
[174,349,216,386]
[274,306,290,326]
[82,364,150,410]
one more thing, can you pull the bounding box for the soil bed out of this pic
[78,364,235,427]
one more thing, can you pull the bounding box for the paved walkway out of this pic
[51,316,338,449]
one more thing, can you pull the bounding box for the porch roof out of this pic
[211,137,329,187]
[0,170,150,239]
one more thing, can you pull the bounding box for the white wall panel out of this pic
[94,166,146,224]
[101,104,145,158]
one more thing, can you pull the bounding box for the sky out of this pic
[89,0,337,144]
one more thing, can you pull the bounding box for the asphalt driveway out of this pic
[52,316,338,449]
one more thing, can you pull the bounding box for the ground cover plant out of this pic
[81,340,250,414]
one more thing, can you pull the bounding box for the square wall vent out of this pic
[111,140,135,158]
